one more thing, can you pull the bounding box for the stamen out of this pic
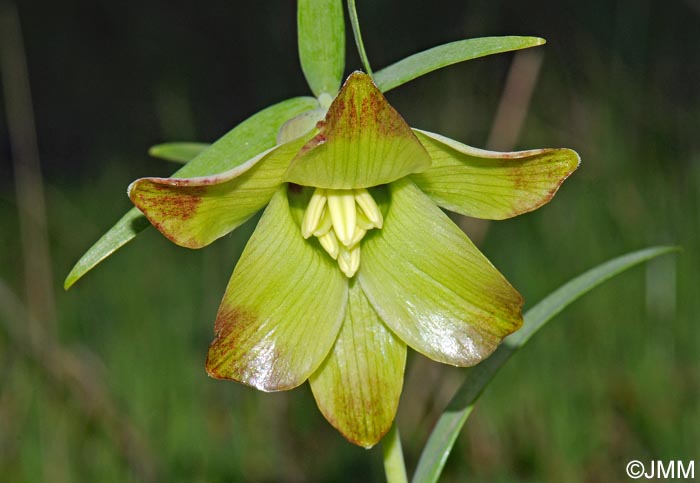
[356,211,375,230]
[354,188,383,228]
[300,187,382,277]
[327,191,356,247]
[318,230,340,260]
[312,209,333,237]
[338,246,361,277]
[349,226,367,247]
[301,188,327,238]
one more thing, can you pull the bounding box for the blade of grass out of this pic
[374,36,545,93]
[0,277,160,481]
[411,246,679,483]
[0,2,56,333]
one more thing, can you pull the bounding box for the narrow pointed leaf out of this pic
[298,0,345,97]
[206,187,348,391]
[64,96,319,289]
[374,36,545,93]
[412,129,580,219]
[63,207,151,289]
[129,136,309,248]
[286,72,431,189]
[412,246,678,483]
[360,178,523,367]
[383,423,409,483]
[310,280,406,448]
[347,0,373,76]
[148,142,210,163]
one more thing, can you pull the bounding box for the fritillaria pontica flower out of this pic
[128,71,578,447]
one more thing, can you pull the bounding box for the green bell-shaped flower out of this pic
[128,72,579,447]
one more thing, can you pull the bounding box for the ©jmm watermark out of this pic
[626,460,695,480]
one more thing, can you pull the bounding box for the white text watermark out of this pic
[626,460,695,480]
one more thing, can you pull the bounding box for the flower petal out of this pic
[128,136,309,248]
[285,72,431,189]
[309,280,406,448]
[411,129,580,220]
[206,187,348,391]
[359,178,523,366]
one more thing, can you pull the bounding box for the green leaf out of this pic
[383,423,409,483]
[148,142,210,163]
[359,178,523,367]
[412,129,580,220]
[174,97,319,178]
[64,207,151,289]
[374,36,545,93]
[129,135,309,248]
[285,72,431,189]
[206,186,348,391]
[309,279,406,448]
[298,0,345,97]
[64,96,319,289]
[412,246,678,483]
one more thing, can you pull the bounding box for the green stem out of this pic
[382,422,408,483]
[347,0,373,76]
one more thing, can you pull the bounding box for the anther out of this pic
[312,209,333,237]
[301,188,327,238]
[349,226,367,247]
[327,191,356,247]
[300,187,382,277]
[338,246,361,277]
[356,211,375,230]
[318,230,340,259]
[354,189,383,228]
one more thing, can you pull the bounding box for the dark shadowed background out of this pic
[1,0,698,481]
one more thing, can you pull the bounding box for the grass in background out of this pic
[1,0,698,481]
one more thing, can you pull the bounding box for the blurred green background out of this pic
[1,0,698,481]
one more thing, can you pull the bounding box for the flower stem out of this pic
[382,422,408,483]
[347,0,373,77]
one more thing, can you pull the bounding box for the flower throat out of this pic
[301,188,383,277]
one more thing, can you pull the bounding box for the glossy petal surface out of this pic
[206,187,347,391]
[310,280,406,448]
[286,72,431,189]
[412,129,580,220]
[129,136,308,248]
[360,178,523,366]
